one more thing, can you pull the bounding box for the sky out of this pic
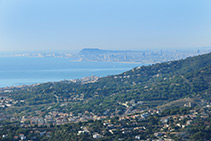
[0,0,211,52]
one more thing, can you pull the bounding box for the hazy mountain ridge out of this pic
[79,48,211,63]
[1,48,210,64]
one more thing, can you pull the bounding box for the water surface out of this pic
[0,57,145,87]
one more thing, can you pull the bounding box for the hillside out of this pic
[0,52,211,140]
[0,52,210,117]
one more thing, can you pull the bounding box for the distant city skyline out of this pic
[0,0,211,51]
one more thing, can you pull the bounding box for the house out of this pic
[19,134,26,140]
[135,135,141,140]
[160,117,170,123]
[13,136,19,140]
[154,132,164,137]
[141,113,149,119]
[77,130,90,135]
[93,133,103,139]
[2,135,7,138]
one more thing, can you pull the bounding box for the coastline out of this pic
[0,57,143,88]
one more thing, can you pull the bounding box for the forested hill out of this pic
[96,51,211,87]
[1,52,211,116]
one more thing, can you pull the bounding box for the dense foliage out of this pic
[3,52,210,116]
[0,52,211,140]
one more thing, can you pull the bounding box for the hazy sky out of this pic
[0,0,211,51]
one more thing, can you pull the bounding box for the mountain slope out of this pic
[1,52,211,116]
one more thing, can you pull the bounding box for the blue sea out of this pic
[0,57,144,88]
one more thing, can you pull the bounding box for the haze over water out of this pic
[0,57,144,88]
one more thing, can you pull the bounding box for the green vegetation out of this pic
[1,106,211,140]
[0,52,211,140]
[3,52,210,116]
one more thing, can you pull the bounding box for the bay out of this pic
[0,57,145,87]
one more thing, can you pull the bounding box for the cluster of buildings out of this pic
[74,101,211,140]
[0,96,15,108]
[79,48,211,63]
[19,111,108,128]
[2,130,52,141]
[1,99,211,140]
